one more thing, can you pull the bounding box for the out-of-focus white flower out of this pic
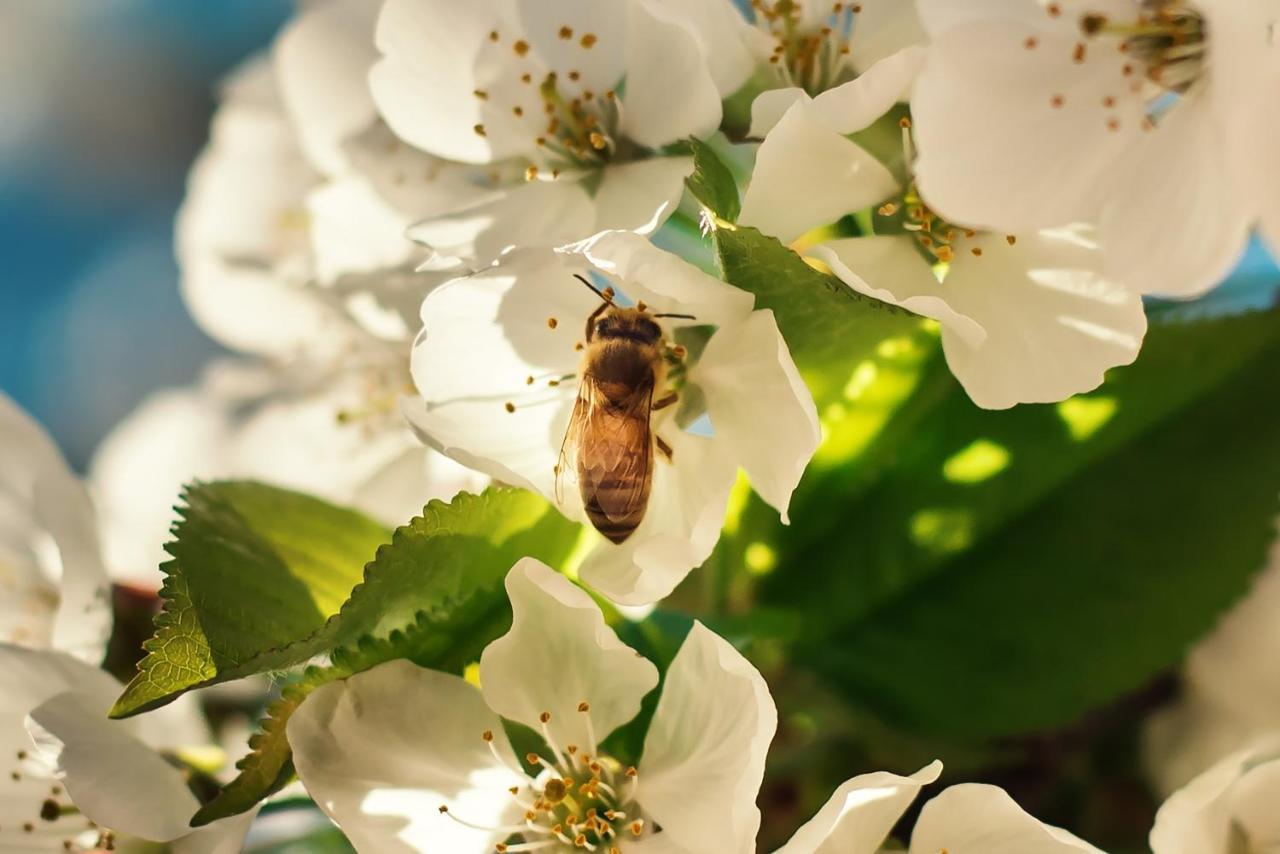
[402,231,818,604]
[0,393,109,662]
[371,0,725,261]
[906,784,1104,854]
[1150,740,1280,854]
[1145,523,1280,794]
[0,643,254,853]
[738,62,1147,409]
[910,0,1280,298]
[90,359,485,591]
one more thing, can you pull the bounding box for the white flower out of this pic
[0,393,109,662]
[738,63,1147,409]
[907,784,1104,854]
[910,0,1280,298]
[1144,523,1280,794]
[401,230,819,604]
[370,0,725,260]
[290,557,941,853]
[89,359,486,590]
[0,643,254,852]
[648,0,926,123]
[1150,739,1280,854]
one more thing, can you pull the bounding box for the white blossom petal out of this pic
[776,761,943,854]
[592,157,693,235]
[0,394,110,661]
[406,249,591,494]
[812,236,985,346]
[638,622,776,854]
[27,691,202,843]
[847,1,928,75]
[273,0,378,175]
[407,179,596,266]
[645,0,770,97]
[620,0,722,149]
[935,228,1146,409]
[577,426,738,605]
[748,87,809,139]
[1098,91,1251,298]
[371,0,530,164]
[479,558,659,749]
[695,310,819,520]
[1150,739,1280,854]
[288,659,526,853]
[740,102,899,244]
[307,176,419,285]
[810,46,926,133]
[912,16,1143,232]
[515,0,628,95]
[568,229,755,326]
[910,784,1104,853]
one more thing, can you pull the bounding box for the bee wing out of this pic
[576,377,654,526]
[555,383,593,506]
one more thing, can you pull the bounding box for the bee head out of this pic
[594,307,662,345]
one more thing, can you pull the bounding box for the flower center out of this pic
[1080,2,1208,95]
[442,703,649,853]
[753,0,860,95]
[8,748,107,851]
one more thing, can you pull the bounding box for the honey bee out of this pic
[556,275,692,544]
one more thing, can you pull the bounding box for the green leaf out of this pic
[113,486,579,718]
[110,482,390,717]
[762,307,1280,740]
[684,136,741,222]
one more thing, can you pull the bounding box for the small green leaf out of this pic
[113,486,578,718]
[684,136,741,222]
[111,482,390,717]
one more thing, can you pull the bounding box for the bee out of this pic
[555,275,692,544]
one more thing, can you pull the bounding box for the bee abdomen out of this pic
[581,479,649,544]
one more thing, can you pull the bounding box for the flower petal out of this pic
[568,229,755,325]
[1098,91,1251,298]
[480,558,659,750]
[695,310,819,520]
[273,0,378,175]
[407,178,596,266]
[515,0,629,95]
[620,0,722,148]
[371,0,534,163]
[740,102,899,244]
[405,248,590,495]
[910,784,1103,853]
[912,16,1144,232]
[0,394,110,662]
[638,622,776,853]
[27,691,201,843]
[935,228,1146,409]
[810,46,926,134]
[1148,742,1273,854]
[645,0,770,97]
[847,1,928,75]
[288,659,526,853]
[306,176,419,285]
[577,426,738,605]
[748,87,810,139]
[776,761,943,854]
[0,646,120,851]
[592,156,693,235]
[812,235,985,345]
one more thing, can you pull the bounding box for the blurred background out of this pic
[0,0,291,468]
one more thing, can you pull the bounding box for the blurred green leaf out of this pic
[761,307,1280,739]
[113,486,578,717]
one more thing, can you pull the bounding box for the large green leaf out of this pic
[113,486,579,717]
[762,307,1280,740]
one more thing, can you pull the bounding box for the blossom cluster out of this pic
[3,0,1279,851]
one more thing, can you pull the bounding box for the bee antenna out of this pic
[573,273,613,304]
[653,312,697,321]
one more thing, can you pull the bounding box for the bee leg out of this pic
[584,301,609,342]
[655,434,674,463]
[651,391,678,412]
